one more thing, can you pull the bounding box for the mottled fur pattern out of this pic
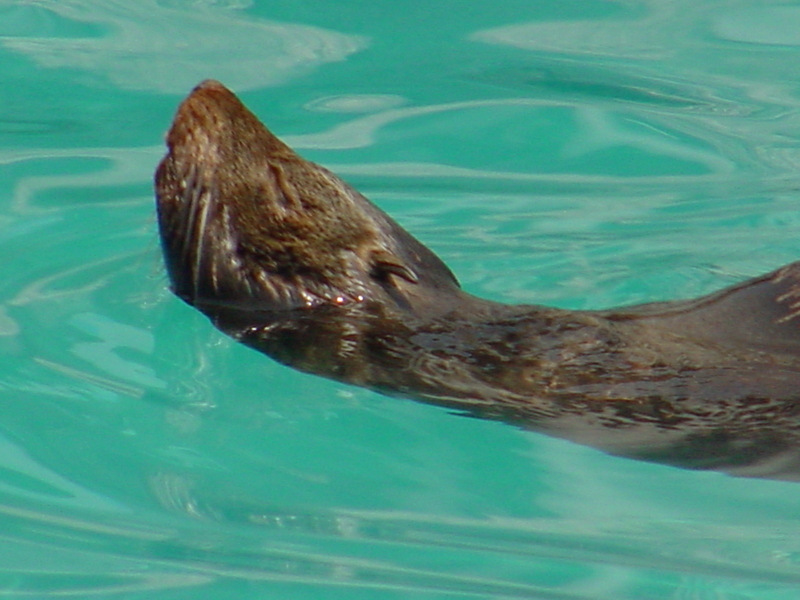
[157,81,800,480]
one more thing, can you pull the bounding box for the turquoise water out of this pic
[2,0,800,597]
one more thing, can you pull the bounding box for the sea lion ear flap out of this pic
[369,249,419,284]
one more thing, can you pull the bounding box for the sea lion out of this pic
[156,80,800,480]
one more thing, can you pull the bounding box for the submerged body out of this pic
[156,80,800,480]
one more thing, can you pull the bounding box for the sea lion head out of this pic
[155,80,460,316]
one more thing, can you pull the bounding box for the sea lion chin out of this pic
[156,79,800,481]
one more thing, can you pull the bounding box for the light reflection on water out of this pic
[1,0,800,597]
[0,0,367,93]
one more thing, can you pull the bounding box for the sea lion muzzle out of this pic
[156,80,800,481]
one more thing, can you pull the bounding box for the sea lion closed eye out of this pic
[156,80,800,481]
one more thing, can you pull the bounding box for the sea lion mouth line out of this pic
[167,175,371,313]
[156,80,800,481]
[159,133,343,311]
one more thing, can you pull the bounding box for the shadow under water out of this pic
[154,80,800,482]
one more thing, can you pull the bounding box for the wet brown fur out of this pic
[156,80,800,480]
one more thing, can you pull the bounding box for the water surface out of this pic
[2,0,800,598]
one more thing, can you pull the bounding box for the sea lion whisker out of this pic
[190,188,214,300]
[173,163,205,293]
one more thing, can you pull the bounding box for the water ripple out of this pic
[0,0,367,92]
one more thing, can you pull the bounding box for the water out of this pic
[1,0,800,597]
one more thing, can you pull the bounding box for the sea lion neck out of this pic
[156,80,461,316]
